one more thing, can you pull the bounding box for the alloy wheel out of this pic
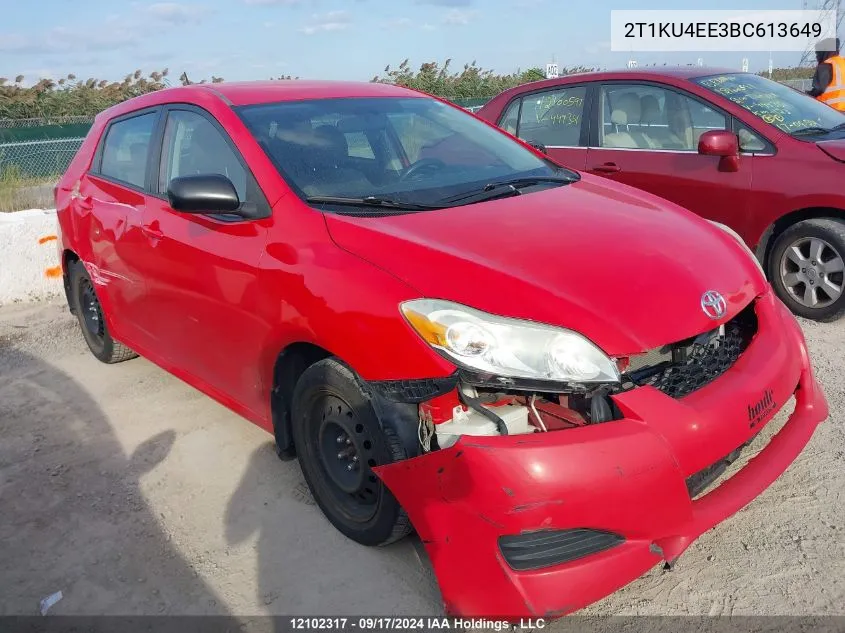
[779,236,845,309]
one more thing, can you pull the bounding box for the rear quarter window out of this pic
[98,112,158,188]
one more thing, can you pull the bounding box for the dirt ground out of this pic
[1,298,843,621]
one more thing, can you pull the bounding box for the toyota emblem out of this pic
[701,290,727,320]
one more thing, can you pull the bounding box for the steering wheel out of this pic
[398,158,446,183]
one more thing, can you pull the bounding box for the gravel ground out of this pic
[0,298,842,621]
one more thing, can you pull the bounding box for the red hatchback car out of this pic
[56,80,828,619]
[477,68,845,322]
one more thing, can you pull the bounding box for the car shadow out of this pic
[224,442,443,621]
[0,344,232,618]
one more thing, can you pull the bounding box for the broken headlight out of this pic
[401,299,620,385]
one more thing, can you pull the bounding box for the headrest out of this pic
[312,125,349,156]
[615,93,641,124]
[640,95,661,124]
[610,110,628,125]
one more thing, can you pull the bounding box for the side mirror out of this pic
[527,141,548,155]
[698,130,740,172]
[166,174,242,214]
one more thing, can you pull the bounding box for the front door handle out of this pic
[589,162,621,174]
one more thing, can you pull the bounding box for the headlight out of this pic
[401,299,620,384]
[709,220,765,275]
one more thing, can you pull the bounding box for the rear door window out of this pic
[514,85,587,148]
[99,112,158,188]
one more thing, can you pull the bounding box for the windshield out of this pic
[236,97,576,209]
[692,73,845,136]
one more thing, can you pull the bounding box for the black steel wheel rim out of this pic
[312,394,381,523]
[79,278,105,343]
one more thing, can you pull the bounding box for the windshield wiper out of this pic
[485,176,578,189]
[791,126,832,136]
[305,195,444,211]
[442,176,576,204]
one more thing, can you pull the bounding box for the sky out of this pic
[0,0,829,86]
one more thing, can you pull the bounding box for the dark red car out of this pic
[55,80,828,619]
[477,68,845,322]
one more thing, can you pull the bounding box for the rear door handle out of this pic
[71,190,94,210]
[590,162,621,174]
[141,224,164,240]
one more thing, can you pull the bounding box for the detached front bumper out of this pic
[374,290,828,619]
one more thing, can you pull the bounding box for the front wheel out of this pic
[769,218,845,322]
[291,358,412,546]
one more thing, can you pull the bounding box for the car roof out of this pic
[96,79,427,121]
[612,66,740,79]
[500,66,743,92]
[203,80,423,106]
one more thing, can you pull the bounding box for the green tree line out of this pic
[1,60,579,120]
[370,59,595,98]
[1,70,169,120]
[0,60,814,120]
[763,67,815,81]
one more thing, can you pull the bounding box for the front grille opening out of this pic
[499,528,625,571]
[623,301,758,399]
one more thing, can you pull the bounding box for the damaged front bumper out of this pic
[373,291,828,619]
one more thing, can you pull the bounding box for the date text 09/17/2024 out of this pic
[288,617,547,631]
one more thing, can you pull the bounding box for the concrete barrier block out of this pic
[0,209,64,306]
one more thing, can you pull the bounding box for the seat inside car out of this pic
[666,93,696,150]
[286,123,369,196]
[602,92,656,149]
[312,125,351,167]
[639,95,685,150]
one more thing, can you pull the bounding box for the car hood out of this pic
[324,176,766,356]
[817,138,845,162]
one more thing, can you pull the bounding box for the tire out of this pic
[69,261,138,364]
[769,218,845,323]
[291,358,413,546]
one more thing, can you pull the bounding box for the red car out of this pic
[477,68,845,322]
[55,80,828,619]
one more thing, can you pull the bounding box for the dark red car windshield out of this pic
[237,97,574,207]
[693,72,845,136]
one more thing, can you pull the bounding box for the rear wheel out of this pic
[69,262,138,363]
[291,358,412,546]
[769,219,845,322]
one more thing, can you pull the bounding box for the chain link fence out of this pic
[0,115,95,129]
[0,137,84,211]
[0,138,84,180]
